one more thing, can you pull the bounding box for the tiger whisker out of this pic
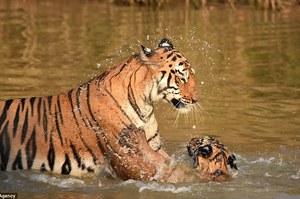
[169,100,181,116]
[193,102,204,125]
[171,99,185,127]
[199,95,211,105]
[184,111,187,124]
[192,104,202,125]
[175,111,180,127]
[192,105,199,125]
[170,100,206,126]
[168,106,175,117]
[196,102,211,119]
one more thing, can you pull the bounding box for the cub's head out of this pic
[140,38,198,113]
[187,136,238,181]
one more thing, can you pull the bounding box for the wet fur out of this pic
[187,136,238,181]
[0,39,198,180]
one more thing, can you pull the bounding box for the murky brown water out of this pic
[1,1,300,198]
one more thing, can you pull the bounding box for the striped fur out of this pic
[187,136,238,181]
[0,38,198,177]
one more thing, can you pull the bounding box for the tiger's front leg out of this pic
[102,125,178,181]
[144,116,171,160]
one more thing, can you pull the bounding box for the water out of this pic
[0,1,300,198]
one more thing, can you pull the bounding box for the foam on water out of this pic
[249,157,276,164]
[27,174,86,188]
[236,153,280,165]
[120,179,192,193]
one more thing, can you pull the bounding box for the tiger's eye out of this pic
[198,145,212,158]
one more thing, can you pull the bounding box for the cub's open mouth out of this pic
[171,99,187,109]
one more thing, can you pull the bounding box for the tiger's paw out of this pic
[110,125,160,180]
[186,136,238,181]
[118,124,149,154]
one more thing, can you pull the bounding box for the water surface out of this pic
[0,1,299,198]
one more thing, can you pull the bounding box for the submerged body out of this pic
[187,136,238,181]
[0,39,198,180]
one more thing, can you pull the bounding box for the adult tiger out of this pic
[0,38,198,180]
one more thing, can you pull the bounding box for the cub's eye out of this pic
[198,145,212,158]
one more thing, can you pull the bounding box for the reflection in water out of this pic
[0,1,300,198]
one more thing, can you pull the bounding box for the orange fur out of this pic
[0,38,198,180]
[187,136,238,181]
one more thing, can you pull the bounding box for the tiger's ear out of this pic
[141,45,153,57]
[158,38,174,50]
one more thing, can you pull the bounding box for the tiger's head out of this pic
[187,136,238,181]
[140,38,198,113]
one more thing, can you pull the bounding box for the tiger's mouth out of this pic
[171,99,187,109]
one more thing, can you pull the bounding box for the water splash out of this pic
[28,174,85,188]
[138,182,192,193]
[120,180,192,193]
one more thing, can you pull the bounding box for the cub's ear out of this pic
[141,45,153,57]
[228,154,238,170]
[158,38,174,50]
